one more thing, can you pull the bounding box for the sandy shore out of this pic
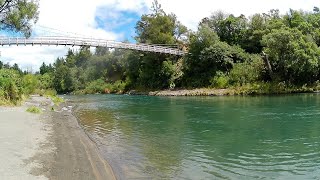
[0,96,116,180]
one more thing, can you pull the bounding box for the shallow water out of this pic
[68,94,320,179]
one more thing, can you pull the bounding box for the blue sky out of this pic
[0,0,319,71]
[94,7,143,42]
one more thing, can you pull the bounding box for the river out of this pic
[67,94,320,179]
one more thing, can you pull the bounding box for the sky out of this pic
[0,0,319,71]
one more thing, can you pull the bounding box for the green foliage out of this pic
[261,28,320,84]
[22,74,38,94]
[50,95,64,106]
[135,0,183,44]
[184,40,249,87]
[26,106,42,114]
[125,0,187,90]
[232,82,315,95]
[5,4,320,98]
[38,73,54,90]
[210,71,229,88]
[187,25,220,61]
[0,0,39,37]
[229,55,265,85]
[0,69,23,104]
[84,79,108,94]
[53,58,77,93]
[39,62,54,75]
[81,79,126,94]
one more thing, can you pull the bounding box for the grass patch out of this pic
[0,98,12,106]
[49,95,64,106]
[26,106,42,114]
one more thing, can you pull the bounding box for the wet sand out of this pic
[0,96,116,180]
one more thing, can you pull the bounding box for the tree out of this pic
[305,11,320,46]
[215,14,248,46]
[38,73,53,89]
[241,13,268,53]
[0,68,23,103]
[39,62,54,75]
[184,39,249,87]
[0,60,3,69]
[65,49,76,68]
[11,63,21,73]
[0,0,39,37]
[75,46,91,67]
[261,28,320,84]
[22,73,37,94]
[95,47,110,56]
[53,62,72,93]
[132,0,187,89]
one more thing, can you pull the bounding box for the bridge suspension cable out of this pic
[0,36,186,56]
[0,25,186,55]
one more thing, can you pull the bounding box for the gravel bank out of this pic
[0,96,116,180]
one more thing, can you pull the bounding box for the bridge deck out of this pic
[0,36,186,56]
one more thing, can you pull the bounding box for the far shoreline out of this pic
[69,87,320,97]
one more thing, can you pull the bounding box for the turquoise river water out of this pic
[68,94,320,179]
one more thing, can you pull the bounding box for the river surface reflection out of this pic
[68,94,320,179]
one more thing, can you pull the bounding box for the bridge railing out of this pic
[0,36,186,56]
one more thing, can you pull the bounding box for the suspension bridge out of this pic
[0,25,186,56]
[0,36,185,56]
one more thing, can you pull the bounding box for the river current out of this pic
[68,94,320,179]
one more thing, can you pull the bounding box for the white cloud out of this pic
[158,0,319,30]
[1,0,149,71]
[1,46,69,71]
[1,0,319,71]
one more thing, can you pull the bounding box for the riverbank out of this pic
[0,95,116,180]
[134,85,319,96]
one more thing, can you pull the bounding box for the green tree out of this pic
[261,28,320,84]
[0,69,23,104]
[22,73,37,94]
[229,55,265,85]
[185,40,249,87]
[0,0,39,37]
[11,63,21,72]
[39,62,54,75]
[130,0,187,89]
[240,13,268,53]
[38,73,53,89]
[75,46,91,67]
[95,47,110,56]
[215,14,248,46]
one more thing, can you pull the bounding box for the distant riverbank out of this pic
[128,84,320,96]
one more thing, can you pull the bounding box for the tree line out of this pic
[42,2,320,94]
[2,0,320,102]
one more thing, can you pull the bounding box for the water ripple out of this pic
[69,94,320,179]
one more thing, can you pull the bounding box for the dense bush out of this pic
[210,71,229,88]
[0,69,23,104]
[229,55,265,86]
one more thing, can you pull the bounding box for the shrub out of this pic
[22,74,38,95]
[50,95,64,106]
[210,71,229,88]
[229,55,265,86]
[26,106,42,114]
[0,69,23,104]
